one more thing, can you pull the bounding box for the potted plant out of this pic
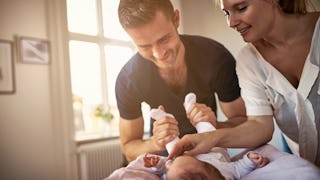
[92,104,114,134]
[93,104,114,123]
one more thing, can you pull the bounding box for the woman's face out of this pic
[219,0,276,42]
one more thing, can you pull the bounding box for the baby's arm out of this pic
[233,151,270,178]
[143,153,161,167]
[140,153,167,176]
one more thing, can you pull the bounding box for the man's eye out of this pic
[159,36,169,44]
[139,46,150,51]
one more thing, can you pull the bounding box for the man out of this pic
[116,0,246,162]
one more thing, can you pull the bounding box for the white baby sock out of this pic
[149,92,216,153]
[149,109,180,154]
[184,92,216,133]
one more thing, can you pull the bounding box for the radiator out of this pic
[78,139,125,180]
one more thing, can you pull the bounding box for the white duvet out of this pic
[241,144,320,180]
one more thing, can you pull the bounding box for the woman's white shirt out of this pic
[236,17,320,163]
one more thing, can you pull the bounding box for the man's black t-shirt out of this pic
[116,35,240,139]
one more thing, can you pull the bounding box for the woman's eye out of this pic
[238,5,247,12]
[222,10,230,16]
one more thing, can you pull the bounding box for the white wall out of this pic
[171,0,184,33]
[0,0,76,179]
[180,0,245,56]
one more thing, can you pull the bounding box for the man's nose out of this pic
[152,44,166,59]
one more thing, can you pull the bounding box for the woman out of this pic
[169,0,320,167]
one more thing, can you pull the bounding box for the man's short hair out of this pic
[118,0,175,29]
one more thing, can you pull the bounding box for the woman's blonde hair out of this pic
[214,0,307,14]
[279,0,307,14]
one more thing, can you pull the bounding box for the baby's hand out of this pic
[143,153,161,167]
[247,151,270,168]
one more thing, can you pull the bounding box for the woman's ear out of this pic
[269,0,279,5]
[173,10,180,28]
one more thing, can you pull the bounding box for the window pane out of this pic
[104,45,134,106]
[102,0,130,41]
[69,41,102,133]
[67,0,98,35]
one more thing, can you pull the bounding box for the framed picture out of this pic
[18,36,50,64]
[0,40,15,94]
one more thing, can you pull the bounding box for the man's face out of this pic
[126,10,183,69]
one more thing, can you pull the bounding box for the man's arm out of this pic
[217,97,247,128]
[119,116,163,162]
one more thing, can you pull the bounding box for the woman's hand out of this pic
[167,131,217,159]
[186,103,217,127]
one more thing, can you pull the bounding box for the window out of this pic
[66,0,136,140]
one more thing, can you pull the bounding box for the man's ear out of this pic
[173,9,180,28]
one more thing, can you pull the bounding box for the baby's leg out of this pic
[247,151,270,168]
[184,92,216,133]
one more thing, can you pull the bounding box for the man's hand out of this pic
[186,103,217,127]
[150,105,180,151]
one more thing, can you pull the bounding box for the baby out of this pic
[107,93,269,179]
[106,149,269,180]
[143,150,269,180]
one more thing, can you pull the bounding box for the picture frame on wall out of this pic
[0,39,15,94]
[18,36,50,64]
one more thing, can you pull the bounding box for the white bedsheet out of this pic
[241,144,320,180]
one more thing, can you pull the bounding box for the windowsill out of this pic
[75,131,120,145]
[75,131,150,146]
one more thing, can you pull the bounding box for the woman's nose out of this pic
[228,14,239,29]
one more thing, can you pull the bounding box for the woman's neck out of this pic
[257,12,319,49]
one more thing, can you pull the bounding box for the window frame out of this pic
[67,0,136,140]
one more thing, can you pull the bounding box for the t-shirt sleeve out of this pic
[214,49,241,102]
[115,69,143,120]
[236,46,273,116]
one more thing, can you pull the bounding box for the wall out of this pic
[0,0,75,179]
[171,0,184,33]
[180,0,245,56]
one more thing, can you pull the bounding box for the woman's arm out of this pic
[168,115,274,159]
